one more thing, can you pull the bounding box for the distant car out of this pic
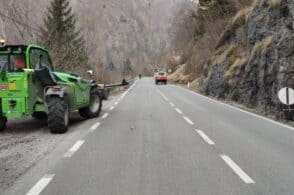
[155,72,167,85]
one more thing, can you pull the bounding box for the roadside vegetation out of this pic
[163,0,294,119]
[163,0,252,86]
[39,0,89,73]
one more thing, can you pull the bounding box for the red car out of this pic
[155,72,167,85]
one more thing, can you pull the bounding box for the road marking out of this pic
[102,113,109,119]
[171,85,294,132]
[170,102,175,107]
[220,154,255,184]
[64,140,85,158]
[175,108,183,114]
[109,106,115,111]
[183,116,194,125]
[121,92,127,99]
[26,174,54,195]
[158,90,169,101]
[196,130,215,145]
[89,122,100,132]
[162,95,169,101]
[114,101,119,105]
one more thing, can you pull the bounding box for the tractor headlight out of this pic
[0,39,6,47]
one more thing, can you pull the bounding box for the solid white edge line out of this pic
[196,130,215,145]
[89,122,101,132]
[220,154,255,184]
[175,108,183,115]
[26,174,54,195]
[172,85,294,131]
[64,140,85,158]
[102,113,109,119]
[183,116,194,125]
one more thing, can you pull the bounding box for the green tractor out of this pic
[0,44,105,133]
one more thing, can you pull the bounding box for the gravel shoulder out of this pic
[0,93,121,191]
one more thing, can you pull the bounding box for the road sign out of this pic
[278,87,294,105]
[106,62,116,71]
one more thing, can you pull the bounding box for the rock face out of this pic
[201,0,294,117]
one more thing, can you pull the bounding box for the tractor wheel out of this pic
[79,88,102,119]
[32,112,47,120]
[48,97,69,134]
[0,116,7,131]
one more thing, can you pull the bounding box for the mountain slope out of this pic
[200,0,294,117]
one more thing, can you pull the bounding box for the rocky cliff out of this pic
[201,0,294,117]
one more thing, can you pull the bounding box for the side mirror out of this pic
[87,70,93,76]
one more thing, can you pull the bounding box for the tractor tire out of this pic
[79,88,102,119]
[0,116,7,131]
[48,97,69,134]
[32,112,47,120]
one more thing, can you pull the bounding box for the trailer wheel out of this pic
[48,97,69,134]
[0,116,7,131]
[79,88,102,119]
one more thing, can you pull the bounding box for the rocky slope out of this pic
[201,0,294,117]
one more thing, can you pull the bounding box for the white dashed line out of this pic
[64,140,85,158]
[114,101,119,105]
[158,91,169,102]
[170,102,175,107]
[109,106,115,111]
[102,113,109,119]
[89,122,101,132]
[196,130,215,145]
[162,95,169,101]
[220,154,255,184]
[26,174,54,195]
[175,108,183,115]
[183,116,194,125]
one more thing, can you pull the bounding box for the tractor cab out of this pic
[0,45,51,119]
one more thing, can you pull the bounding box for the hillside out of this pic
[201,0,294,118]
[165,0,293,118]
[0,0,192,82]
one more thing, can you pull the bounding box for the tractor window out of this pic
[29,49,54,71]
[0,55,8,71]
[0,54,26,72]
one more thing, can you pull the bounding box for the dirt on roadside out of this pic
[0,113,84,191]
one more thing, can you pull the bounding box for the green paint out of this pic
[0,44,92,119]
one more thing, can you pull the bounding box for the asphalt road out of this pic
[5,77,294,195]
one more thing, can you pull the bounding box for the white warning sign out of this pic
[278,87,294,105]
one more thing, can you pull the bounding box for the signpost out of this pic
[278,87,294,105]
[106,62,116,71]
[106,62,117,84]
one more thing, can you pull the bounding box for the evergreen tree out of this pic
[39,0,88,72]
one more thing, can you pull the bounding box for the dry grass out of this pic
[268,0,282,7]
[216,0,259,48]
[168,64,195,84]
[251,35,274,58]
[232,7,254,27]
[223,44,248,86]
[212,43,236,65]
